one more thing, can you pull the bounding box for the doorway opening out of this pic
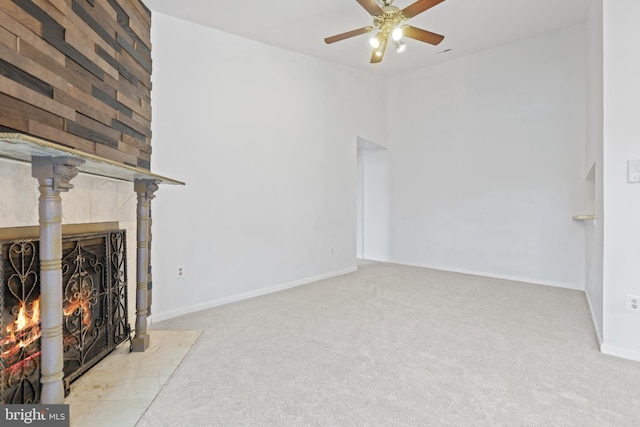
[356,136,387,260]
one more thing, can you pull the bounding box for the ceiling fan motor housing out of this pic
[375,6,405,35]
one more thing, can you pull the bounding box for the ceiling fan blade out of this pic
[403,25,444,45]
[370,36,388,64]
[356,0,384,16]
[401,0,445,19]
[324,26,373,44]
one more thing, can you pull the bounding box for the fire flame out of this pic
[63,299,92,327]
[2,293,94,365]
[1,298,41,360]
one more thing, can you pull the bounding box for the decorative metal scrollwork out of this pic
[62,240,103,371]
[110,232,128,343]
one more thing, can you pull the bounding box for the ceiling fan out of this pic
[324,0,446,63]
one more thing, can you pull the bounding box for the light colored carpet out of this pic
[138,261,640,426]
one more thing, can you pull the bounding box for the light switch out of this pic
[628,159,640,183]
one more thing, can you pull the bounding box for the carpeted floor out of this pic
[137,261,640,426]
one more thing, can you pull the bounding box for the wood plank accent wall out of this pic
[0,0,152,169]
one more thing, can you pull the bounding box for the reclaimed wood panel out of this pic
[130,0,151,27]
[54,87,114,126]
[0,42,70,98]
[121,131,149,151]
[0,57,54,98]
[0,74,75,120]
[34,0,117,60]
[139,99,151,122]
[0,9,66,65]
[2,1,43,36]
[51,0,119,55]
[114,110,151,138]
[132,110,150,131]
[116,47,150,89]
[117,137,140,156]
[95,142,138,167]
[62,82,118,120]
[0,92,64,131]
[112,0,151,49]
[0,25,18,50]
[0,0,152,169]
[28,119,96,153]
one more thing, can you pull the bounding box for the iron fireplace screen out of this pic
[0,230,129,404]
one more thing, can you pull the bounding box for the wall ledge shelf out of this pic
[0,133,184,186]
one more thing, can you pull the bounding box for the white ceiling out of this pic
[143,0,589,77]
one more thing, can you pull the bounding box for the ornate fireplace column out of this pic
[31,156,85,404]
[131,179,160,352]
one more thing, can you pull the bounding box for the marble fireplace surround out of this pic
[0,133,184,404]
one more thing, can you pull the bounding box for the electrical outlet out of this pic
[627,295,640,311]
[176,264,185,278]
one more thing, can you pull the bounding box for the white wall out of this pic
[360,147,391,261]
[382,24,588,289]
[149,13,386,321]
[601,0,640,360]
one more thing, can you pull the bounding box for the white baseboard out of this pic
[601,343,640,362]
[584,290,603,347]
[151,266,357,323]
[388,260,584,291]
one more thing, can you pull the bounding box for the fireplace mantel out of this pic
[0,133,184,185]
[0,133,183,404]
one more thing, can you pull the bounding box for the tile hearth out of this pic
[64,330,201,427]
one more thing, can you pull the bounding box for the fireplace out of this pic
[0,227,129,404]
[0,133,184,404]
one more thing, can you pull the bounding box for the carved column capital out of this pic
[134,179,161,199]
[32,156,85,191]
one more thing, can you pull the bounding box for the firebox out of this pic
[0,228,130,404]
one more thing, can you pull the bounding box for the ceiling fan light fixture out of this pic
[392,27,404,42]
[369,33,381,48]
